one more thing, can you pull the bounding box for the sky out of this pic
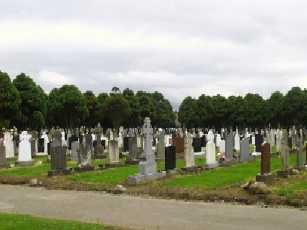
[1,0,307,110]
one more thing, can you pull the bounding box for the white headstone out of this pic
[206,141,218,168]
[4,131,14,158]
[18,131,32,164]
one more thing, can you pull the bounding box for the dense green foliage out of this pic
[13,73,47,130]
[0,71,175,129]
[0,71,21,128]
[179,88,307,128]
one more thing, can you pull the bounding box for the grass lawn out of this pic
[0,213,124,230]
[68,158,206,186]
[162,153,299,189]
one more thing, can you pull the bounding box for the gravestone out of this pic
[225,133,234,161]
[184,133,195,168]
[240,138,249,162]
[255,134,263,153]
[127,117,165,184]
[94,134,104,159]
[123,137,129,152]
[234,130,240,152]
[165,145,176,171]
[77,133,94,170]
[206,141,218,168]
[275,129,282,153]
[277,129,290,177]
[192,137,202,153]
[38,138,44,153]
[174,136,184,154]
[156,131,165,160]
[4,131,14,158]
[17,131,33,165]
[127,136,138,163]
[296,130,304,170]
[0,138,8,168]
[256,143,272,183]
[107,140,120,164]
[71,141,80,161]
[219,139,226,154]
[48,130,70,176]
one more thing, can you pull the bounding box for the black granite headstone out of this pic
[255,134,263,152]
[192,137,202,152]
[165,146,176,171]
[38,138,44,152]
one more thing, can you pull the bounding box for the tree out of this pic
[83,91,99,128]
[211,94,229,129]
[13,73,47,130]
[267,91,284,127]
[283,87,305,127]
[0,71,21,128]
[243,93,267,128]
[47,85,88,129]
[102,94,131,129]
[178,96,199,128]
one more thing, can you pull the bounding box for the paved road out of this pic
[0,184,306,230]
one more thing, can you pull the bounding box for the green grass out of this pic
[0,213,120,230]
[273,180,307,199]
[162,153,299,189]
[69,158,206,185]
[69,165,139,185]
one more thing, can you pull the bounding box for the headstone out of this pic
[4,131,14,158]
[71,141,80,161]
[184,133,195,168]
[296,130,304,170]
[0,138,8,168]
[277,129,290,177]
[94,134,104,159]
[165,145,176,171]
[240,138,249,162]
[156,131,165,159]
[48,130,70,176]
[107,140,120,164]
[127,117,165,184]
[255,134,263,153]
[234,130,240,152]
[78,133,94,169]
[17,131,33,165]
[256,143,272,183]
[219,139,226,154]
[206,141,218,168]
[174,136,184,154]
[192,137,202,153]
[128,137,138,162]
[225,133,234,161]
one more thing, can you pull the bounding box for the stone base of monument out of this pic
[206,162,219,169]
[93,154,105,159]
[103,162,124,169]
[16,161,33,166]
[0,162,10,168]
[256,174,273,184]
[127,171,166,185]
[126,159,140,165]
[48,168,71,176]
[277,169,291,178]
[180,166,204,174]
[74,165,95,172]
[166,169,177,175]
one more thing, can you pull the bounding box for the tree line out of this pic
[0,71,175,130]
[179,88,307,129]
[2,69,307,130]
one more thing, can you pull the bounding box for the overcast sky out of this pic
[1,0,307,109]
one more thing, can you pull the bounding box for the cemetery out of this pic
[0,116,307,208]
